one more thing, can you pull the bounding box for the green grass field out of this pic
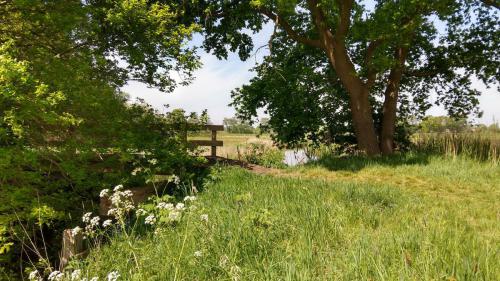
[71,154,499,280]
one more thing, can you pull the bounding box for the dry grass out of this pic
[189,132,273,159]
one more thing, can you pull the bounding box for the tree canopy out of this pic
[181,0,499,154]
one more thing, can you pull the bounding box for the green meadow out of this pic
[71,154,499,281]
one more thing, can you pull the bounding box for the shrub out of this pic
[243,143,286,168]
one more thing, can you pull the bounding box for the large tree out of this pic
[183,0,499,155]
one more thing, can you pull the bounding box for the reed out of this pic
[412,132,499,164]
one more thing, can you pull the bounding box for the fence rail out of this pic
[188,124,224,157]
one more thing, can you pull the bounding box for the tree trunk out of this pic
[349,87,381,156]
[324,45,380,155]
[307,0,380,155]
[380,47,408,154]
[380,87,398,154]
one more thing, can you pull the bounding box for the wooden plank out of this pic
[204,125,224,131]
[211,130,217,157]
[188,140,223,147]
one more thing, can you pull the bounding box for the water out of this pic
[283,149,316,166]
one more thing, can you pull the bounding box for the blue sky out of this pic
[122,23,499,125]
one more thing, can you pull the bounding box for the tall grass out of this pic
[412,133,499,164]
[67,156,499,280]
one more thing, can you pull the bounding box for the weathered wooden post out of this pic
[211,127,217,157]
[60,229,86,269]
[188,125,224,159]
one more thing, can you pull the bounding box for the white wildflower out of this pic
[122,190,133,197]
[107,271,120,281]
[136,208,147,216]
[200,214,209,223]
[148,158,158,165]
[183,196,196,202]
[107,208,116,216]
[90,216,100,227]
[71,226,83,237]
[175,203,185,210]
[145,214,156,225]
[113,184,123,192]
[194,250,202,258]
[90,278,99,281]
[28,270,41,281]
[82,212,92,223]
[131,167,142,176]
[102,219,113,227]
[71,269,82,280]
[189,205,197,211]
[169,211,181,221]
[156,202,174,210]
[171,175,180,185]
[99,189,110,198]
[48,271,63,281]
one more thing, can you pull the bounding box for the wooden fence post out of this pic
[211,128,217,157]
[60,229,85,269]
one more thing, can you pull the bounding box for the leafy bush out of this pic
[0,104,209,277]
[243,143,285,168]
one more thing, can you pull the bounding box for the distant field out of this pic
[188,132,273,159]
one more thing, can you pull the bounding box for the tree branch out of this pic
[257,8,323,49]
[480,0,500,9]
[334,0,354,41]
[365,39,383,88]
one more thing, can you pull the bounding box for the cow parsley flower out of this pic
[99,189,110,198]
[131,167,142,176]
[90,216,100,227]
[200,214,209,223]
[71,269,82,280]
[48,271,63,281]
[107,271,120,281]
[148,158,158,165]
[183,196,196,202]
[171,175,180,185]
[156,202,174,210]
[102,219,113,227]
[175,203,185,210]
[194,250,203,258]
[82,212,92,223]
[122,190,133,197]
[145,215,156,225]
[169,211,181,221]
[113,184,123,192]
[71,226,83,237]
[136,208,147,216]
[28,270,41,281]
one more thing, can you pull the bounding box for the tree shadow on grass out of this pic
[306,152,432,172]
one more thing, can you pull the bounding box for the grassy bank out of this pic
[68,154,499,280]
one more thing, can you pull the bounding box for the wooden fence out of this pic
[188,125,224,157]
